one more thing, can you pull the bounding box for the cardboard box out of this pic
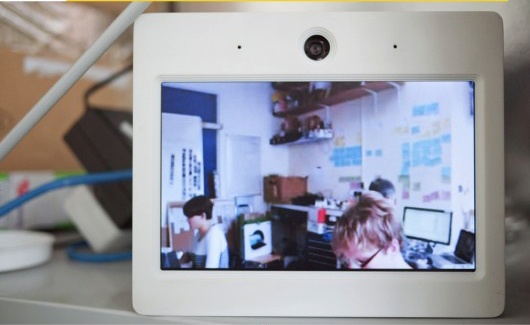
[263,176,307,203]
[0,47,132,171]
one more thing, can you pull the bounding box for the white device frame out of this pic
[133,12,504,317]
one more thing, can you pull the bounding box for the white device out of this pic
[242,221,272,261]
[0,230,54,273]
[133,12,504,317]
[64,186,132,252]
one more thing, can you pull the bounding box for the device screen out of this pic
[159,81,476,271]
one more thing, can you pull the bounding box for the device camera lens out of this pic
[304,35,330,61]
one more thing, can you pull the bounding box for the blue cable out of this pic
[0,169,132,218]
[66,241,131,263]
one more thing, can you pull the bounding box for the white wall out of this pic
[288,82,474,251]
[178,0,530,229]
[166,82,288,213]
[288,99,363,199]
[166,82,475,251]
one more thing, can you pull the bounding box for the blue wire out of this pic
[66,241,131,263]
[0,169,132,218]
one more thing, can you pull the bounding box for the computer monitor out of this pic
[403,207,452,245]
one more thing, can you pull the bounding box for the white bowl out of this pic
[0,230,54,272]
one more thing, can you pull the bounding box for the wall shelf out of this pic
[272,81,399,118]
[270,130,333,146]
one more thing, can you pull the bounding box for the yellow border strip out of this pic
[68,0,508,3]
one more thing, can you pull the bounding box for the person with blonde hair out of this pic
[332,191,411,269]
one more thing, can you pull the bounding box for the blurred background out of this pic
[0,2,528,321]
[0,1,527,234]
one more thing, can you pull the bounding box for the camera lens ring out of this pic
[299,28,335,62]
[304,35,331,61]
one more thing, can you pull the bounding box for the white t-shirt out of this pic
[191,223,229,269]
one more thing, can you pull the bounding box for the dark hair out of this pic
[368,177,395,199]
[183,195,213,220]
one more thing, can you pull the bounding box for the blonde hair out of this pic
[332,191,403,255]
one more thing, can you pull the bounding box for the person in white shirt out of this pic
[183,196,229,269]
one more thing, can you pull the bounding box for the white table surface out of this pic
[1,230,529,324]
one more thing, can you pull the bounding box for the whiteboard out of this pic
[161,113,203,226]
[226,135,261,197]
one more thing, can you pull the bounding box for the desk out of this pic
[1,230,530,323]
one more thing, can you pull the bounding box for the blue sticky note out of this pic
[375,149,383,157]
[433,145,442,157]
[411,126,420,134]
[413,141,422,151]
[412,147,419,157]
[431,157,442,166]
[441,134,451,143]
[429,103,440,115]
[413,105,424,116]
[366,150,373,157]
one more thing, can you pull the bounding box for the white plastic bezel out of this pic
[133,12,504,317]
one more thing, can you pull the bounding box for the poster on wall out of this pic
[161,113,204,226]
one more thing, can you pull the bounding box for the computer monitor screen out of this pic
[402,207,452,245]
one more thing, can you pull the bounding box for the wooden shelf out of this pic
[273,136,333,146]
[271,82,309,92]
[270,130,333,146]
[269,82,399,146]
[272,82,398,118]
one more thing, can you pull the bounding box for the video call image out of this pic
[159,81,476,271]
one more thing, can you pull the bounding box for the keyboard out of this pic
[442,254,465,264]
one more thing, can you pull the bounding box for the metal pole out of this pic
[0,2,151,160]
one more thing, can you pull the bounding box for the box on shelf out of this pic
[263,175,307,204]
